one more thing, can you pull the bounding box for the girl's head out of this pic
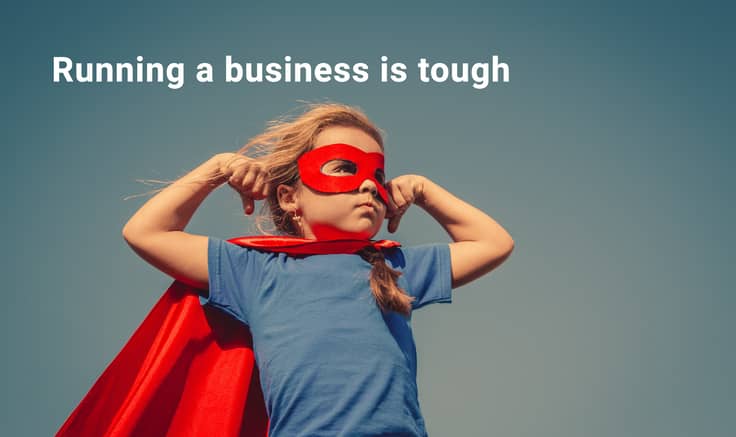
[239,102,387,240]
[239,102,415,316]
[280,126,387,240]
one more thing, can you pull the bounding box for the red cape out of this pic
[57,236,400,437]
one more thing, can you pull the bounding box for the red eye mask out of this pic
[297,143,389,204]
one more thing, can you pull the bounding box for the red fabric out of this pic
[57,236,400,437]
[226,236,400,254]
[297,143,389,204]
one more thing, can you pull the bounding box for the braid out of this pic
[357,246,415,316]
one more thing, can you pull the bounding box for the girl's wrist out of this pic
[414,175,430,208]
[176,154,230,188]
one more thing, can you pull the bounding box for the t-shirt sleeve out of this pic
[387,243,453,310]
[201,237,266,326]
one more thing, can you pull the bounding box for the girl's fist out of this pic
[384,174,426,233]
[217,153,270,215]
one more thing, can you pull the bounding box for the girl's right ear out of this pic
[277,184,298,213]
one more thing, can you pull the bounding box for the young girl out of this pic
[120,102,514,436]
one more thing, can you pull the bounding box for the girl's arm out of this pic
[122,153,267,292]
[386,175,514,289]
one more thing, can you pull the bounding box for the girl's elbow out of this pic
[494,229,515,256]
[122,224,150,249]
[482,234,514,257]
[486,238,514,267]
[122,220,153,244]
[504,237,515,256]
[122,223,142,245]
[122,223,134,242]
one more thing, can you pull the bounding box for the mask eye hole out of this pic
[374,169,386,185]
[321,159,357,176]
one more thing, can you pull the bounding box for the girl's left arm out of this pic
[385,175,514,289]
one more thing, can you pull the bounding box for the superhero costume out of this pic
[57,143,396,435]
[297,143,388,204]
[57,236,401,436]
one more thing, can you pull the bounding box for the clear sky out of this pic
[3,1,734,436]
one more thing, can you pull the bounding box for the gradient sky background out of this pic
[3,1,734,436]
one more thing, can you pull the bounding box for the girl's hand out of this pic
[217,153,270,215]
[385,174,427,233]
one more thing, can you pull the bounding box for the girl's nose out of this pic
[358,178,378,198]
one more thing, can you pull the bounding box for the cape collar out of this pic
[226,235,401,256]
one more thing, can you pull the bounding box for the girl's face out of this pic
[286,126,387,240]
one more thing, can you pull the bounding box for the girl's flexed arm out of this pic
[122,153,268,291]
[385,175,514,289]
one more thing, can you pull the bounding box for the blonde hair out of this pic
[239,101,384,237]
[133,101,416,316]
[245,101,415,316]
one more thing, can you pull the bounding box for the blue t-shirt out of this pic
[202,237,453,437]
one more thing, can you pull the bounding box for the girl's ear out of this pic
[277,184,299,213]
